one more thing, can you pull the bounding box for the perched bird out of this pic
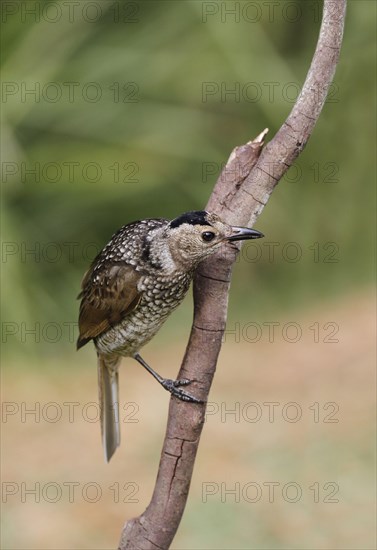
[77,211,263,461]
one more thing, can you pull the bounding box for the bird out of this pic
[77,210,263,461]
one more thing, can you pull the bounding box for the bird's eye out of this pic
[202,231,216,242]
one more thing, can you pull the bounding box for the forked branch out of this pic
[119,1,347,547]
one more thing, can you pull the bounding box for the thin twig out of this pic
[119,1,347,547]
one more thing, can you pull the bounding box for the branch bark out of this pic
[119,1,347,548]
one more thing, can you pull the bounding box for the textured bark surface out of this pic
[119,1,347,548]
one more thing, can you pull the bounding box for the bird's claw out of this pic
[162,378,204,403]
[173,378,191,387]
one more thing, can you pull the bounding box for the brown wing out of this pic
[77,264,142,349]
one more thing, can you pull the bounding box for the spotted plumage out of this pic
[77,210,263,461]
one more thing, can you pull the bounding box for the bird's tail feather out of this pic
[97,354,120,462]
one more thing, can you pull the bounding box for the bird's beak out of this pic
[227,226,264,241]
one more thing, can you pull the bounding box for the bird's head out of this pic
[164,210,264,271]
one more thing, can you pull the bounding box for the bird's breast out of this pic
[95,271,192,356]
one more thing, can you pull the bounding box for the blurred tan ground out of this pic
[1,290,376,549]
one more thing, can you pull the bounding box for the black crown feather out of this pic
[170,211,211,229]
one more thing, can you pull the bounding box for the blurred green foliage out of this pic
[1,0,375,358]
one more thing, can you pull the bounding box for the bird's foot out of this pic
[161,378,204,403]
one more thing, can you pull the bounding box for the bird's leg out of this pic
[133,353,204,404]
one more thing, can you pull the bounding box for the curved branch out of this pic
[119,1,347,548]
